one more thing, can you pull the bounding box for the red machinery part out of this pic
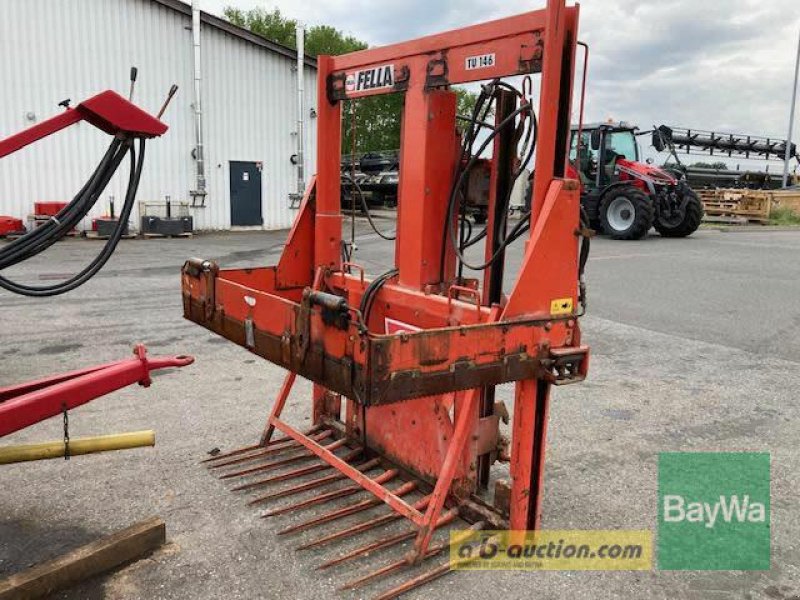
[33,202,68,217]
[184,0,589,594]
[0,345,193,438]
[0,216,25,237]
[0,90,168,160]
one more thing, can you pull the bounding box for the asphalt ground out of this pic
[1,223,799,599]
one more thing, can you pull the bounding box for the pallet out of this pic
[702,215,750,225]
[698,188,771,224]
[142,232,193,239]
[84,231,136,241]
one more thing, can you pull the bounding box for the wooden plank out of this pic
[0,517,165,600]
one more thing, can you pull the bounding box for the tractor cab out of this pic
[570,121,640,189]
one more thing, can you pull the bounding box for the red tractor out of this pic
[571,122,703,240]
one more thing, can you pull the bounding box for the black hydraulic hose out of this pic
[0,140,120,263]
[341,173,396,241]
[438,79,538,278]
[446,103,535,271]
[359,267,398,326]
[3,143,130,269]
[577,205,591,309]
[0,139,126,269]
[0,139,145,297]
[0,141,129,270]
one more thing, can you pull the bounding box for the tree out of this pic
[224,8,367,56]
[225,8,295,48]
[225,7,480,154]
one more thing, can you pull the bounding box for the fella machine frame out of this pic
[184,0,589,595]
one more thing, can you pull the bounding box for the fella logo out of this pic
[346,64,394,93]
[658,452,770,570]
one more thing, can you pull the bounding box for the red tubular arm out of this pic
[0,345,193,438]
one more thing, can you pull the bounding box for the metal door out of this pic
[229,161,263,226]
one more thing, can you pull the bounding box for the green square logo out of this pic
[658,452,770,570]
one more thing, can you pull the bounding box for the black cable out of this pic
[438,79,538,279]
[577,205,591,309]
[0,139,145,297]
[0,139,126,269]
[359,268,398,326]
[446,102,536,271]
[341,173,396,241]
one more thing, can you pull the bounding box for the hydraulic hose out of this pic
[0,139,126,269]
[445,99,536,272]
[0,138,146,297]
[341,173,396,241]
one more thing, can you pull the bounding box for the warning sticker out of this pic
[550,297,573,316]
[385,317,421,335]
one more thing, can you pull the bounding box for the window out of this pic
[605,131,638,162]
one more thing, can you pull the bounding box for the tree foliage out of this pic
[225,7,479,154]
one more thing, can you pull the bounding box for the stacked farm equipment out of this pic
[185,1,590,596]
[140,197,194,237]
[653,124,800,225]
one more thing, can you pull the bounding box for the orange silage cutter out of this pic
[185,0,590,595]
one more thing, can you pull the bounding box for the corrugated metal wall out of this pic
[0,0,317,231]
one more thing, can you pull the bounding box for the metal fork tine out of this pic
[219,438,347,480]
[206,440,300,469]
[249,458,381,506]
[317,508,458,570]
[282,481,418,538]
[342,521,484,594]
[201,425,322,463]
[208,430,332,469]
[269,469,399,521]
[319,531,416,571]
[295,492,428,551]
[201,443,262,464]
[230,448,362,492]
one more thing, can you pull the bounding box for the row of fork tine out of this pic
[206,431,472,599]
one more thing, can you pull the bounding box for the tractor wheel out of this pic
[599,187,654,240]
[654,188,704,238]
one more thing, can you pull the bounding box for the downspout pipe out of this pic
[191,1,207,205]
[296,24,306,199]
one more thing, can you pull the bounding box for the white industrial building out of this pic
[0,0,317,231]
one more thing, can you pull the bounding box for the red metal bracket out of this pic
[0,90,168,160]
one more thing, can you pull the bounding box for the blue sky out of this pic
[201,0,799,168]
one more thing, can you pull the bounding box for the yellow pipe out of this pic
[0,430,155,465]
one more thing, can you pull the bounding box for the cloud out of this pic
[202,0,800,166]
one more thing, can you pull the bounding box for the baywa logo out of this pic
[663,494,766,529]
[658,452,770,570]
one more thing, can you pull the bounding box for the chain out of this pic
[62,401,70,460]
